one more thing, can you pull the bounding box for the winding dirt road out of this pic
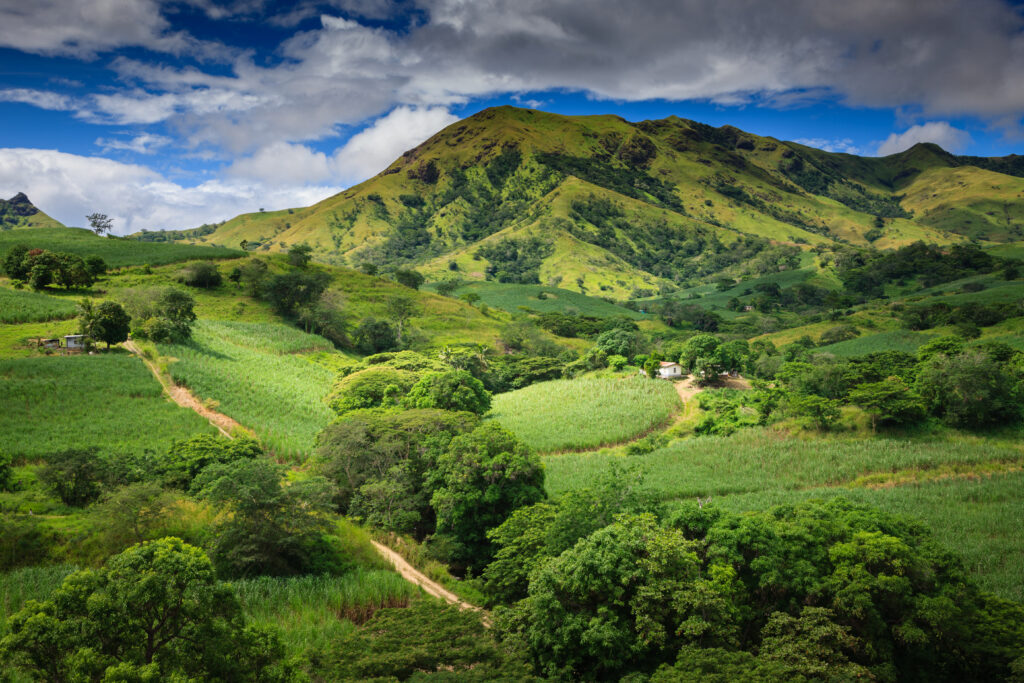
[123,340,486,620]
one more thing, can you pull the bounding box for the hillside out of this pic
[0,192,64,230]
[158,107,1024,298]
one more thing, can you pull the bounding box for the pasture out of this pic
[490,375,680,452]
[158,320,337,459]
[0,287,77,324]
[0,354,215,461]
[447,281,646,318]
[0,228,242,267]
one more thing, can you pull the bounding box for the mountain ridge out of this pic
[141,106,1024,297]
[0,192,65,230]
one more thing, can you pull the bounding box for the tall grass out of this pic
[158,320,336,459]
[231,570,418,653]
[447,281,646,318]
[816,330,935,357]
[490,375,680,452]
[0,355,215,460]
[0,565,76,635]
[711,472,1024,602]
[0,287,77,323]
[543,429,1023,499]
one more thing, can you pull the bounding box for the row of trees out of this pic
[3,245,106,290]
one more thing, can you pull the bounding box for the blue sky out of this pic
[1,0,1022,233]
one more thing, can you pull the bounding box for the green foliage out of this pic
[37,447,106,506]
[19,249,94,290]
[607,354,628,371]
[0,287,77,323]
[0,451,12,493]
[848,379,927,430]
[784,392,842,430]
[491,376,679,452]
[402,370,492,415]
[352,317,398,354]
[915,350,1023,428]
[129,287,197,342]
[429,422,545,573]
[319,599,532,681]
[393,267,425,290]
[475,236,554,284]
[594,326,644,359]
[496,499,1024,681]
[0,537,292,681]
[314,409,478,535]
[287,243,313,268]
[163,433,262,488]
[177,260,223,288]
[78,299,131,348]
[193,458,341,578]
[536,151,683,211]
[328,366,420,414]
[88,482,179,552]
[262,270,331,317]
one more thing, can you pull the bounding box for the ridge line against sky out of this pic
[1,0,1022,234]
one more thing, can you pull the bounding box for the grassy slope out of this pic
[0,354,216,460]
[440,280,648,318]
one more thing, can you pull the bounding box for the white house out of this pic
[639,361,684,379]
[64,334,86,350]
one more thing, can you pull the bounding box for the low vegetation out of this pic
[491,375,680,451]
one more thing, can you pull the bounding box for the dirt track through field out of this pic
[123,339,487,621]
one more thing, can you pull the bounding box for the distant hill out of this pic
[154,107,1024,297]
[0,192,64,230]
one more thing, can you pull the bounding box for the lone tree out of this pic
[79,299,131,349]
[86,212,113,236]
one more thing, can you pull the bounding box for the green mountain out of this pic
[158,107,1024,298]
[0,192,65,230]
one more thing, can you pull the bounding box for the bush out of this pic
[0,450,14,492]
[327,366,420,414]
[178,261,223,288]
[607,354,628,371]
[38,447,107,506]
[403,370,492,414]
[163,433,262,488]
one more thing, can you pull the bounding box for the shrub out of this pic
[328,366,420,414]
[403,370,492,414]
[38,447,107,506]
[178,261,223,288]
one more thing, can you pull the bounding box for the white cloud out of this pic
[794,137,861,155]
[330,106,460,182]
[0,0,233,60]
[876,122,972,156]
[227,141,332,184]
[0,148,340,234]
[95,133,173,155]
[0,88,77,111]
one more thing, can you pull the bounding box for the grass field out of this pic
[0,565,77,637]
[231,570,419,654]
[0,228,242,267]
[158,321,337,459]
[0,287,77,323]
[0,354,215,461]
[445,281,646,318]
[816,329,935,357]
[490,375,680,452]
[713,473,1024,601]
[543,429,1023,499]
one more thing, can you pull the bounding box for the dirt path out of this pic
[123,340,243,437]
[124,339,488,621]
[370,541,491,625]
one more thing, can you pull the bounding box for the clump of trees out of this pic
[119,287,197,343]
[3,245,95,290]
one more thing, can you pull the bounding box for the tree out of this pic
[327,366,420,414]
[90,482,178,551]
[385,294,419,345]
[595,327,642,359]
[353,317,397,354]
[156,288,197,341]
[786,393,841,430]
[315,409,478,535]
[84,255,107,277]
[86,212,113,236]
[0,450,14,493]
[915,350,1023,428]
[428,422,544,573]
[435,275,463,297]
[262,271,331,317]
[680,334,720,371]
[0,538,292,681]
[394,267,425,290]
[79,299,130,349]
[38,447,107,506]
[2,244,30,279]
[177,261,222,288]
[287,243,313,268]
[403,370,492,415]
[163,433,262,488]
[848,378,926,431]
[192,458,340,578]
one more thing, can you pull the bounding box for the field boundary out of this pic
[124,339,487,620]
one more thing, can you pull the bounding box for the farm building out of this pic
[64,334,86,350]
[639,361,684,379]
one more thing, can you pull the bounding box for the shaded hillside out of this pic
[0,192,64,229]
[159,107,1024,297]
